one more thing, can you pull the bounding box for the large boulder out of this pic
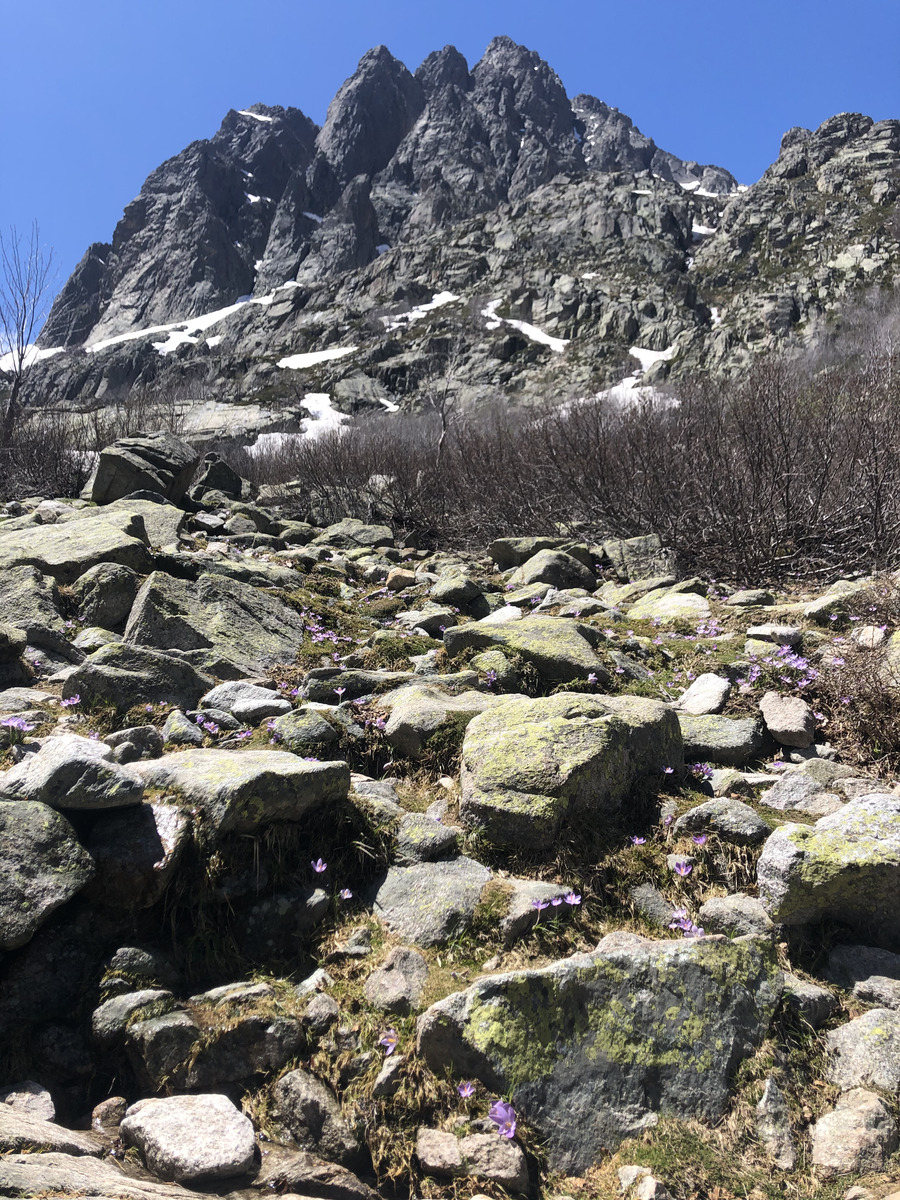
[416,931,781,1172]
[132,748,350,839]
[90,433,200,505]
[368,857,492,947]
[444,616,608,685]
[0,1153,194,1199]
[379,682,504,758]
[0,735,145,810]
[0,1107,100,1154]
[270,1069,361,1166]
[82,802,191,909]
[120,1093,256,1182]
[0,802,94,950]
[123,571,311,677]
[507,549,596,591]
[70,563,141,631]
[757,793,900,949]
[459,693,681,848]
[0,566,78,661]
[63,643,214,712]
[0,509,153,584]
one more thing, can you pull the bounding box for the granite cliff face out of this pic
[24,37,900,436]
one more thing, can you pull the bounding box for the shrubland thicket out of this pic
[3,290,900,586]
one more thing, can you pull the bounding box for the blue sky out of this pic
[3,0,898,297]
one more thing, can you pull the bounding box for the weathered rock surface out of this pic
[0,734,145,810]
[810,1088,899,1178]
[90,433,200,505]
[444,617,608,684]
[64,642,215,711]
[757,793,900,949]
[120,1093,256,1181]
[459,693,681,847]
[270,1068,361,1166]
[369,856,492,946]
[825,1008,900,1091]
[416,931,781,1171]
[132,749,349,838]
[364,946,429,1014]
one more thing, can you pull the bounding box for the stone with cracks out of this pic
[810,1088,899,1178]
[508,549,596,591]
[673,799,772,845]
[459,693,681,848]
[90,433,200,505]
[270,1068,362,1166]
[380,682,504,758]
[0,734,144,810]
[123,571,311,677]
[825,1008,900,1092]
[0,1153,208,1200]
[369,856,492,947]
[0,802,95,950]
[675,673,730,715]
[677,714,766,767]
[0,1107,101,1155]
[756,793,900,950]
[416,931,781,1172]
[199,681,292,722]
[132,749,349,840]
[120,1093,256,1182]
[63,643,214,712]
[824,944,900,1009]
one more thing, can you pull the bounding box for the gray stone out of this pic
[200,681,292,722]
[810,1088,898,1178]
[0,625,26,664]
[271,707,341,753]
[726,589,774,606]
[0,565,77,661]
[677,714,766,767]
[759,691,815,748]
[313,519,393,549]
[493,878,573,945]
[0,1108,100,1155]
[83,802,191,909]
[271,1068,361,1166]
[627,588,710,623]
[781,972,839,1028]
[364,946,430,1014]
[756,1077,796,1170]
[175,1013,304,1090]
[746,623,802,646]
[91,433,199,505]
[826,1009,900,1091]
[459,1132,529,1191]
[460,693,681,848]
[120,1093,255,1182]
[301,667,419,703]
[238,887,329,958]
[64,643,214,712]
[162,708,204,746]
[369,856,492,947]
[761,772,843,815]
[91,990,175,1049]
[698,894,774,938]
[602,534,673,582]
[251,1144,376,1200]
[372,1053,405,1097]
[489,536,569,569]
[132,748,349,839]
[629,882,677,929]
[508,549,596,591]
[125,1010,201,1090]
[824,944,900,1008]
[395,811,459,863]
[673,798,772,845]
[0,802,94,949]
[305,992,340,1033]
[0,1081,55,1122]
[757,793,900,949]
[416,1127,463,1176]
[0,510,153,585]
[0,734,144,810]
[381,682,501,758]
[417,931,781,1172]
[0,1152,202,1199]
[675,673,730,715]
[444,616,608,685]
[395,605,457,637]
[124,571,312,677]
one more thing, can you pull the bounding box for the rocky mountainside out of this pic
[21,37,900,438]
[2,434,900,1197]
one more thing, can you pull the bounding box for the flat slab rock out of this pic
[444,616,607,684]
[417,930,781,1173]
[368,856,492,947]
[0,1106,102,1154]
[0,1153,200,1200]
[120,1093,256,1182]
[132,749,349,838]
[0,507,154,585]
[0,733,144,810]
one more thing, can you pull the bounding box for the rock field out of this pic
[0,431,899,1200]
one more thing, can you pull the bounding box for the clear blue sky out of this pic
[3,0,898,297]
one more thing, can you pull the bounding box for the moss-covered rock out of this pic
[459,693,681,848]
[444,616,607,684]
[757,793,900,949]
[380,682,508,758]
[416,930,781,1172]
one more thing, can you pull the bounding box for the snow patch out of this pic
[629,345,676,372]
[238,109,274,124]
[679,180,721,199]
[246,193,262,204]
[631,189,653,196]
[0,345,64,373]
[376,244,391,255]
[710,306,722,326]
[382,291,460,332]
[206,335,223,347]
[691,222,716,238]
[303,211,323,223]
[277,346,357,370]
[480,299,569,353]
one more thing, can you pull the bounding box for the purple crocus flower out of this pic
[378,1029,399,1055]
[457,1081,475,1099]
[334,686,346,699]
[692,835,708,846]
[312,858,327,874]
[550,896,563,906]
[630,836,646,845]
[564,892,582,906]
[60,694,80,708]
[339,888,352,900]
[531,898,550,912]
[673,860,692,877]
[488,1100,517,1139]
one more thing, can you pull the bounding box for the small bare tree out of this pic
[0,223,54,445]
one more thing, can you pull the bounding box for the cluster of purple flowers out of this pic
[737,645,819,693]
[60,694,80,708]
[669,907,704,938]
[297,607,354,649]
[688,762,714,781]
[1,715,34,735]
[530,892,581,917]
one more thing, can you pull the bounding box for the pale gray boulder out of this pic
[120,1093,256,1182]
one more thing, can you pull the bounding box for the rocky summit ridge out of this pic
[20,36,900,437]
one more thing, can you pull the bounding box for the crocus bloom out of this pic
[692,835,708,846]
[312,858,327,873]
[564,892,582,905]
[335,686,346,698]
[379,1029,399,1055]
[662,766,674,775]
[457,1081,475,1099]
[531,898,550,911]
[60,694,80,707]
[551,896,563,906]
[673,860,692,876]
[630,836,646,845]
[339,888,352,900]
[587,672,598,684]
[488,1100,517,1139]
